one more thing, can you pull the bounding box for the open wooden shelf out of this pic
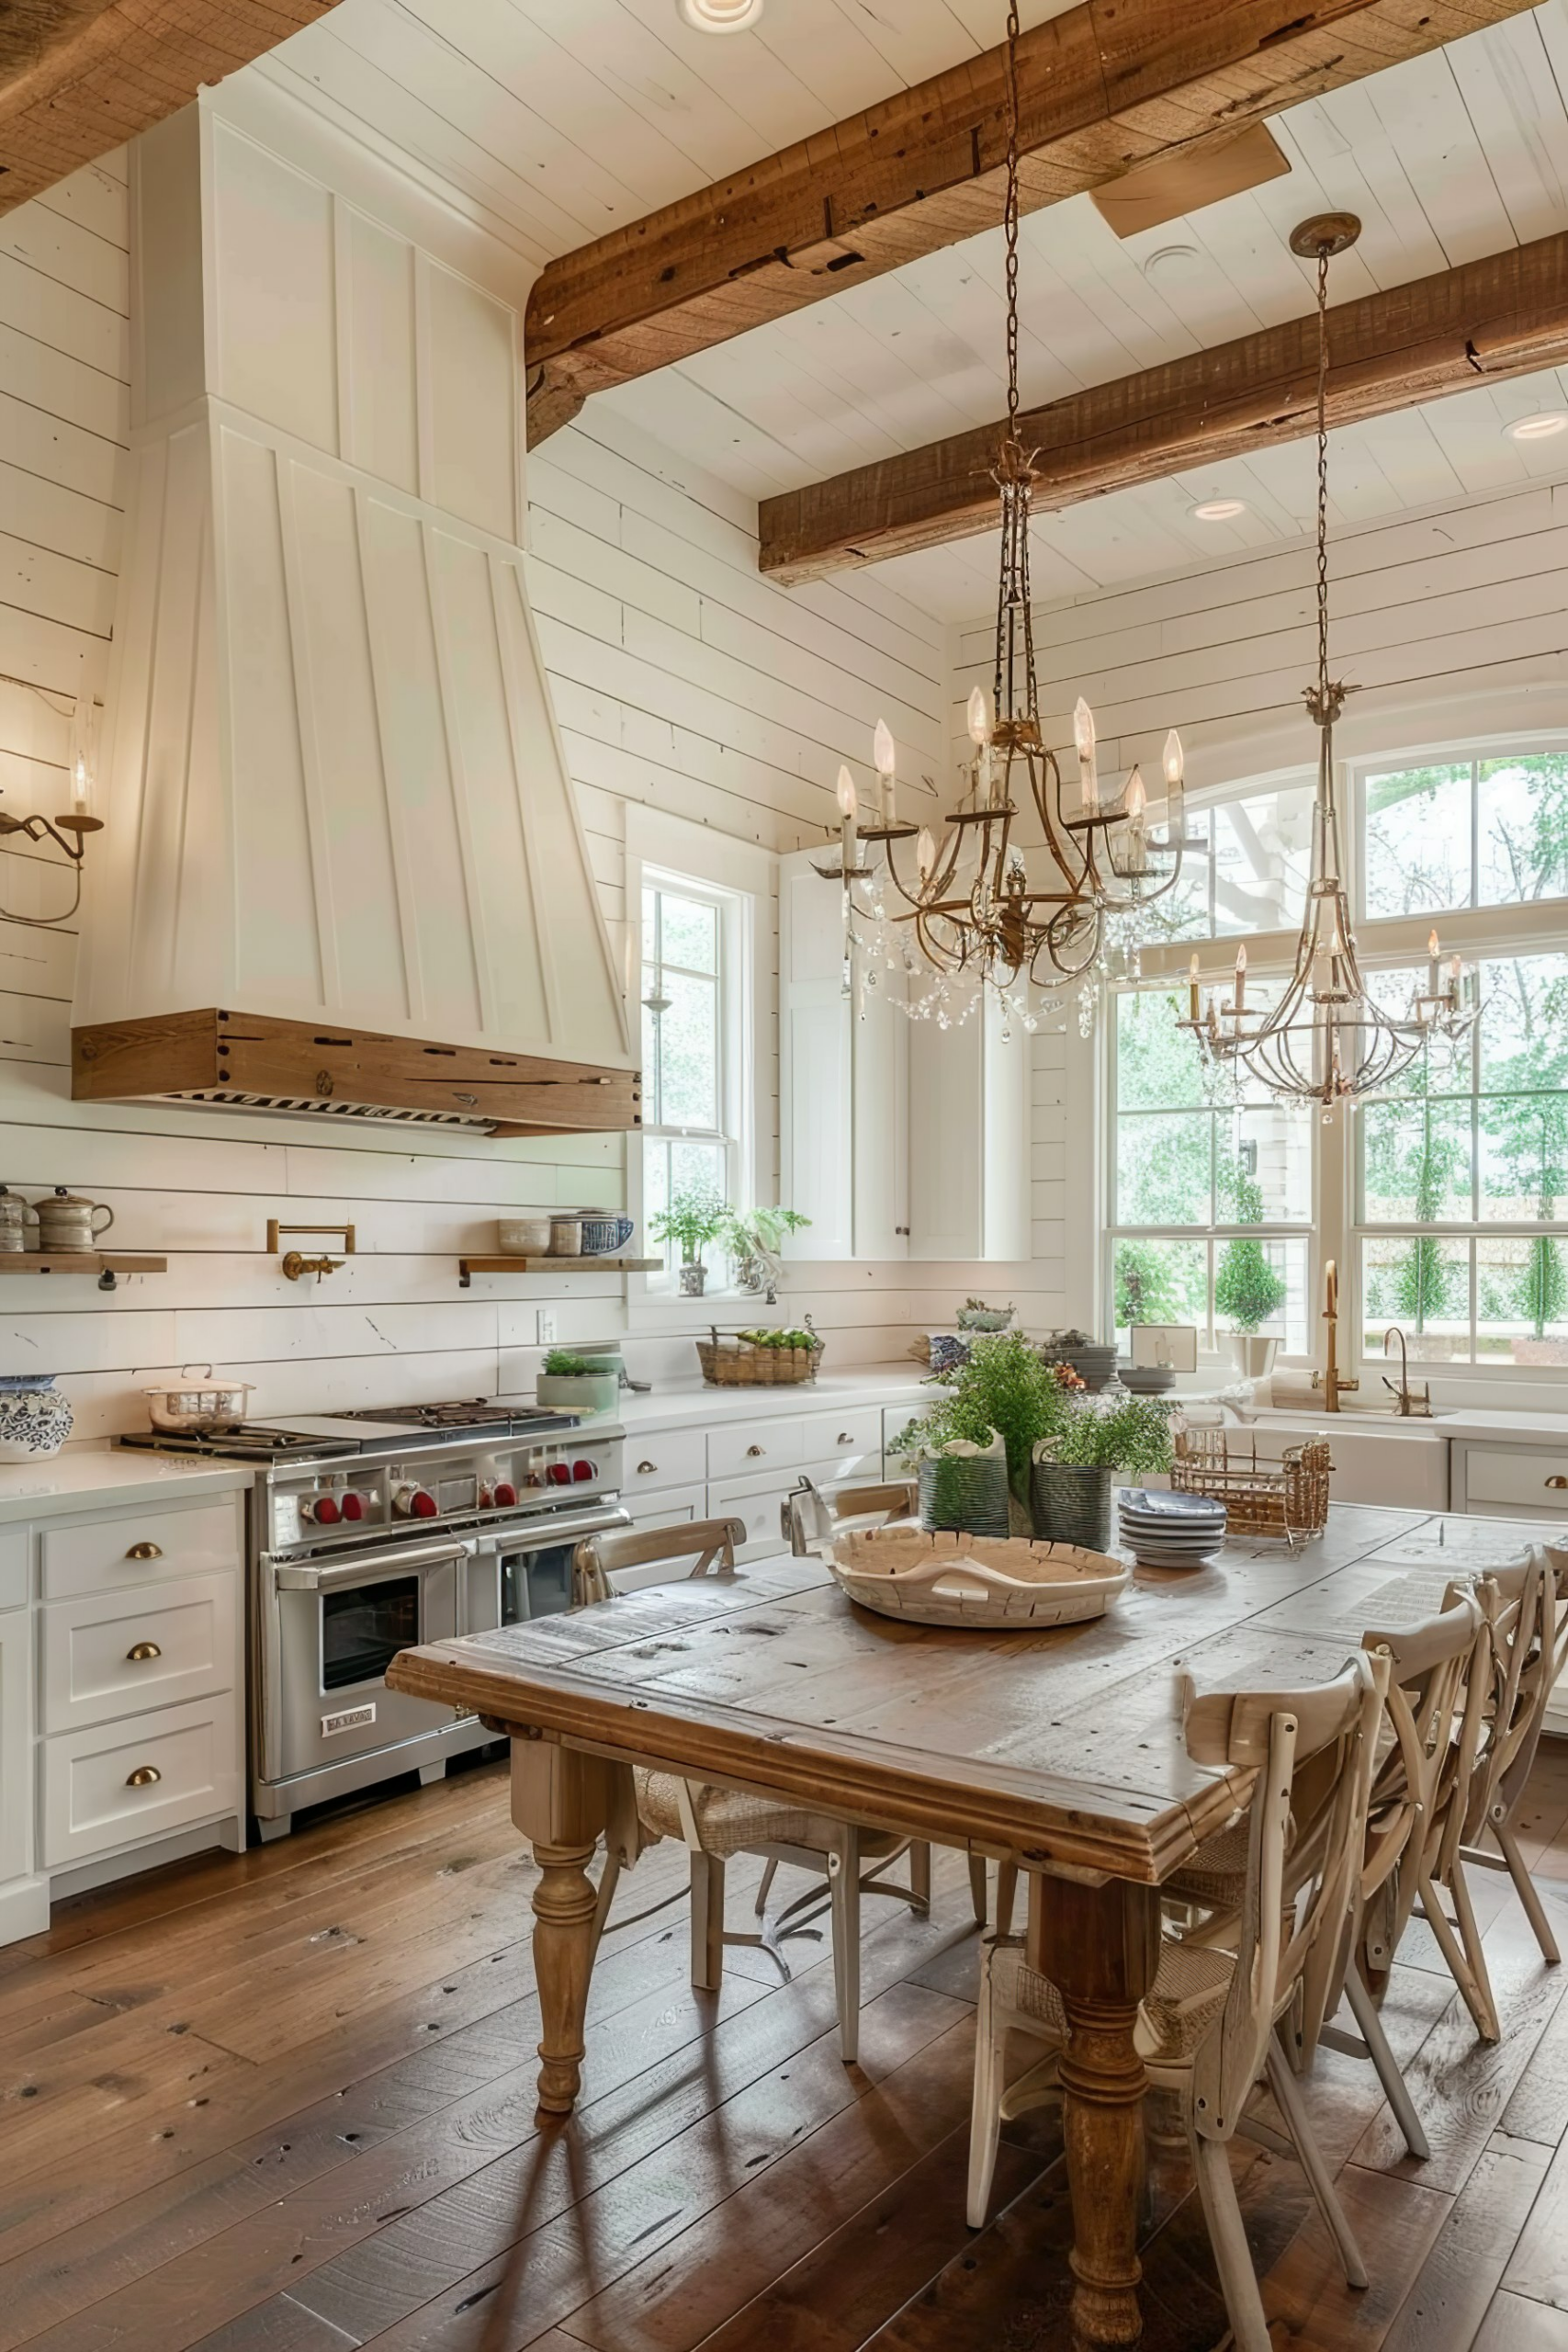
[0,1253,167,1290]
[457,1253,660,1289]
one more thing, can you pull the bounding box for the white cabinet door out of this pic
[0,1605,29,1891]
[908,998,1029,1261]
[779,847,909,1261]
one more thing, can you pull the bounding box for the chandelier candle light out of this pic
[812,2,1192,1031]
[1179,213,1478,1112]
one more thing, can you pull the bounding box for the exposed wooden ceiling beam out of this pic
[757,230,1568,582]
[525,0,1538,447]
[0,0,343,213]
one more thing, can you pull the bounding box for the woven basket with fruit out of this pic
[696,1319,824,1386]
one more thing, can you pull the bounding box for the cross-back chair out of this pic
[1460,1546,1568,1966]
[572,1512,959,2064]
[967,1652,1387,2352]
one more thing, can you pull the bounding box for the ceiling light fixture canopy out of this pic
[676,0,763,28]
[813,3,1190,1035]
[1180,213,1479,1114]
[1506,411,1568,443]
[1190,497,1247,522]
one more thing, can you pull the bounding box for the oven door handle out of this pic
[268,1539,469,1592]
[467,1507,631,1556]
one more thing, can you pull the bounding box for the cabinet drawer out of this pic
[624,1429,707,1494]
[41,1694,239,1868]
[624,1482,708,1541]
[41,1572,237,1735]
[1463,1448,1568,1514]
[42,1500,242,1601]
[798,1407,883,1474]
[0,1528,25,1613]
[708,1467,802,1560]
[707,1418,804,1482]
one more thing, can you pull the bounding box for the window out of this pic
[1110,738,1568,1379]
[1110,988,1312,1354]
[641,872,741,1282]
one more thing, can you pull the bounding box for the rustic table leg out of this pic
[1032,1871,1161,2346]
[510,1736,612,2117]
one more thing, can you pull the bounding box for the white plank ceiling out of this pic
[259,0,1568,616]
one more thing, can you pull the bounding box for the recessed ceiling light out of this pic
[1190,497,1247,522]
[1144,243,1205,286]
[677,0,763,28]
[1506,411,1568,443]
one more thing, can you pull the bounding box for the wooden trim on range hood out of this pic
[73,1011,642,1138]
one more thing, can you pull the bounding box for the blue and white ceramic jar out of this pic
[0,1375,73,1461]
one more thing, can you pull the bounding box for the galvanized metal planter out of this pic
[1032,1459,1113,1552]
[917,1435,1010,1541]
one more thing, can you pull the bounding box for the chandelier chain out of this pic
[1003,1,1021,443]
[1314,243,1330,707]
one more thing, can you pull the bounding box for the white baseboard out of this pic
[0,1874,48,1948]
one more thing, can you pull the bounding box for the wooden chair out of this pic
[573,1514,954,2064]
[966,1654,1386,2352]
[1460,1546,1568,1966]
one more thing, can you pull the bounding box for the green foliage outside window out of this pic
[1213,1153,1286,1335]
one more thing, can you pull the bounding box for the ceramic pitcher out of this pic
[34,1186,114,1252]
[0,1187,37,1253]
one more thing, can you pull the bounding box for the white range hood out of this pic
[73,98,637,1138]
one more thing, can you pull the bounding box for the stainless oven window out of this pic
[321,1575,421,1689]
[501,1543,574,1623]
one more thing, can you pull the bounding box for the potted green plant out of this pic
[715,1205,811,1296]
[1032,1391,1175,1552]
[955,1297,1015,1332]
[1214,1153,1287,1377]
[649,1186,726,1296]
[536,1349,620,1416]
[891,1331,1067,1534]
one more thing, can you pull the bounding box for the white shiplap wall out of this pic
[0,153,985,1435]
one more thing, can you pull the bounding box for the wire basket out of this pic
[696,1321,824,1386]
[1169,1427,1332,1546]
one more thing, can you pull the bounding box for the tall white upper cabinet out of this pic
[778,850,1029,1261]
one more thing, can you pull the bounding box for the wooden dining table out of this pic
[386,1498,1552,2346]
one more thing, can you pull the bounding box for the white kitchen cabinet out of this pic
[0,1597,33,1901]
[779,850,1029,1263]
[779,848,909,1260]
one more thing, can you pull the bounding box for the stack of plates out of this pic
[1119,1487,1226,1568]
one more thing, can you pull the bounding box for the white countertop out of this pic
[1435,1410,1568,1444]
[0,1449,252,1524]
[504,1367,932,1437]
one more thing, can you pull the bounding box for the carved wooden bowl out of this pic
[828,1527,1130,1629]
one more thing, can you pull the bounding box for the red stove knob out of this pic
[492,1481,517,1508]
[408,1488,437,1519]
[340,1491,365,1522]
[571,1459,595,1483]
[312,1494,341,1525]
[547,1462,572,1487]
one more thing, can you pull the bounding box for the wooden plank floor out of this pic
[7,1739,1568,2352]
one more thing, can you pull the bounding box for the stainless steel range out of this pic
[118,1401,626,1836]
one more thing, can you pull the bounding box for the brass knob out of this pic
[125,1542,163,1561]
[126,1641,162,1662]
[125,1765,162,1788]
[637,1460,657,1475]
[746,1444,764,1457]
[1548,1476,1568,1490]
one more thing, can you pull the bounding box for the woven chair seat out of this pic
[634,1770,905,1860]
[994,1936,1235,2069]
[1166,1821,1251,1909]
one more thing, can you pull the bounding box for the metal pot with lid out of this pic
[143,1364,256,1435]
[34,1187,114,1253]
[0,1187,38,1254]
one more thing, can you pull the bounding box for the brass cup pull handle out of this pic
[837,1432,853,1444]
[1548,1476,1568,1490]
[126,1542,163,1561]
[746,1444,765,1457]
[126,1641,162,1662]
[637,1460,658,1475]
[125,1765,162,1789]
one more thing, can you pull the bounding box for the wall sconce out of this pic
[0,668,103,927]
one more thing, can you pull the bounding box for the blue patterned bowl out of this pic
[0,1380,71,1459]
[579,1216,635,1256]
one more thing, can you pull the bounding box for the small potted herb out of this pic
[716,1205,811,1296]
[536,1349,620,1416]
[649,1187,727,1296]
[955,1297,1015,1333]
[891,1331,1067,1535]
[1032,1391,1175,1552]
